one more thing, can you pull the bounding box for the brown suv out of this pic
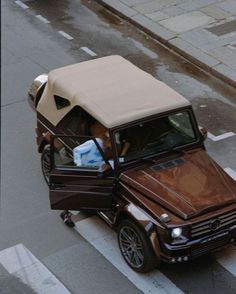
[28,55,236,273]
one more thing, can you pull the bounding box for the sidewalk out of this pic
[96,0,236,88]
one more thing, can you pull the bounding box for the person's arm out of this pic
[42,131,64,150]
[120,141,130,156]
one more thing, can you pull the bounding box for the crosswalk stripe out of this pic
[0,244,71,293]
[15,0,29,9]
[207,131,235,141]
[74,215,184,294]
[215,245,236,277]
[224,167,236,181]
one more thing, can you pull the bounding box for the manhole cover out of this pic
[207,19,236,36]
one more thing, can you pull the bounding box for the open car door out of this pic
[48,135,115,211]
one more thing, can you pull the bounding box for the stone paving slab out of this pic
[207,19,236,36]
[120,0,151,6]
[178,28,236,52]
[179,28,218,48]
[161,5,185,17]
[159,11,215,33]
[216,0,236,15]
[201,5,232,20]
[146,10,169,21]
[177,0,220,12]
[169,37,220,68]
[102,0,138,17]
[132,0,184,14]
[213,63,236,82]
[96,0,236,88]
[131,14,176,40]
[209,45,236,69]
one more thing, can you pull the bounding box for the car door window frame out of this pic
[50,134,113,173]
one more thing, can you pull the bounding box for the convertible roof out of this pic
[37,55,190,128]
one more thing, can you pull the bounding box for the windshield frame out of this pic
[110,107,202,168]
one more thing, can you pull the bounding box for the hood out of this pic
[120,149,236,220]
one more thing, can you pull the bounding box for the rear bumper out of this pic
[159,225,236,263]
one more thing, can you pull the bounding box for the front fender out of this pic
[119,203,161,258]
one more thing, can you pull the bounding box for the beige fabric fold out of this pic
[37,55,190,128]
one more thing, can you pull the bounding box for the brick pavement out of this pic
[96,0,236,88]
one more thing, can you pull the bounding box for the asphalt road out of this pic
[1,0,236,293]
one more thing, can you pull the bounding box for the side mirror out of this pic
[199,126,208,141]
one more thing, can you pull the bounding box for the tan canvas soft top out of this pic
[37,55,190,128]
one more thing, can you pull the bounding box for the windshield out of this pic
[115,110,198,164]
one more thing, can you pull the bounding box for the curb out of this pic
[95,0,236,89]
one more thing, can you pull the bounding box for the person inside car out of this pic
[73,131,114,170]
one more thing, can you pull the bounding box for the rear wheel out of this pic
[118,219,159,273]
[41,145,51,185]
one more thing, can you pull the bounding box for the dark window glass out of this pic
[115,111,198,164]
[54,95,70,110]
[57,106,95,137]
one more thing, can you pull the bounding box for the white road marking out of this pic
[0,244,71,293]
[207,131,235,141]
[80,47,97,57]
[215,246,236,277]
[15,0,29,9]
[58,31,74,40]
[224,167,236,181]
[69,210,79,215]
[75,216,183,294]
[36,15,50,24]
[228,44,236,51]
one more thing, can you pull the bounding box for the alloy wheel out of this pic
[119,225,144,268]
[41,146,50,185]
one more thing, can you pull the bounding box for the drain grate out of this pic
[207,19,236,36]
[152,158,185,172]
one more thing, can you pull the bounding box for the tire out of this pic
[41,145,51,186]
[118,219,159,273]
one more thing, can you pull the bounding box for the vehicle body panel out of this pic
[120,149,236,220]
[49,169,114,210]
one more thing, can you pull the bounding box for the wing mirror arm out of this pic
[199,126,208,141]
